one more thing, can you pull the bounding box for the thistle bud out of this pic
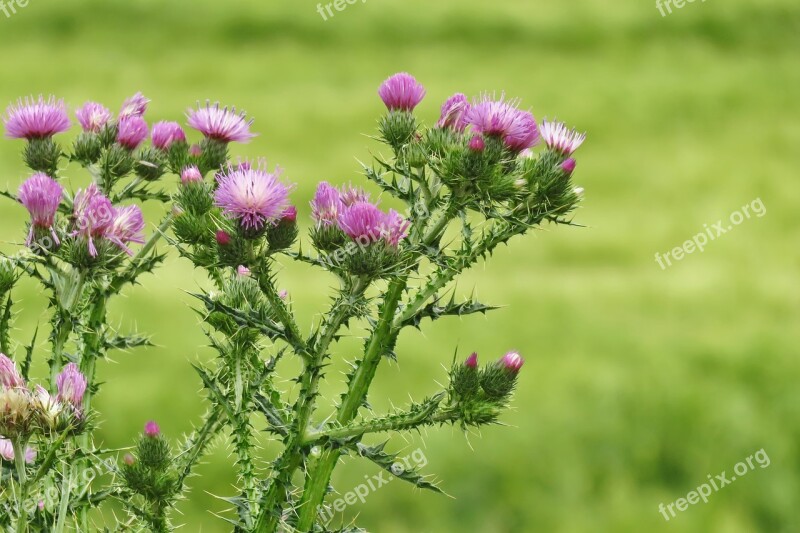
[237,265,251,277]
[468,135,485,153]
[123,453,136,466]
[73,132,103,165]
[378,111,418,151]
[266,206,299,252]
[23,137,62,176]
[216,230,231,246]
[134,146,166,181]
[479,351,524,402]
[180,165,203,185]
[0,260,19,298]
[188,143,202,158]
[144,420,160,438]
[560,158,576,176]
[451,352,480,398]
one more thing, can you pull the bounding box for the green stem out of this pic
[13,438,29,533]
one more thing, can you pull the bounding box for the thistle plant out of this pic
[0,71,586,532]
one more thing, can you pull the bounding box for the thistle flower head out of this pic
[378,72,426,112]
[437,93,470,131]
[116,115,149,150]
[0,437,35,463]
[144,420,160,437]
[311,182,346,227]
[0,387,33,437]
[0,354,24,389]
[468,134,485,152]
[189,143,202,157]
[76,102,112,133]
[72,184,115,257]
[339,184,371,207]
[216,230,231,246]
[180,165,203,184]
[118,92,150,119]
[34,385,63,428]
[337,201,385,243]
[56,363,87,409]
[381,209,410,248]
[561,158,577,175]
[237,265,251,277]
[4,95,71,139]
[105,205,145,255]
[280,205,298,222]
[539,120,585,155]
[466,95,539,152]
[18,173,63,245]
[187,101,255,143]
[151,121,187,150]
[214,161,291,231]
[500,351,524,373]
[465,352,478,368]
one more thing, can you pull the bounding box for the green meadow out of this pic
[0,0,798,531]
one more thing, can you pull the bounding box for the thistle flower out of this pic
[468,134,485,152]
[311,182,345,227]
[539,120,585,156]
[466,95,539,152]
[214,162,291,231]
[437,93,470,131]
[187,101,255,143]
[339,184,371,207]
[465,352,478,368]
[337,201,385,243]
[34,385,63,428]
[76,102,112,133]
[561,158,577,175]
[18,173,63,246]
[500,351,524,373]
[278,289,288,300]
[189,143,202,157]
[237,265,251,277]
[72,183,115,257]
[4,95,71,139]
[56,363,87,409]
[0,388,33,437]
[144,420,160,437]
[151,121,187,150]
[123,453,136,466]
[180,165,203,184]
[118,92,150,119]
[0,437,36,463]
[105,205,145,255]
[216,230,231,246]
[380,209,410,248]
[0,354,24,389]
[378,72,426,112]
[117,115,149,150]
[280,205,298,222]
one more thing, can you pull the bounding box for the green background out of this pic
[1,0,798,531]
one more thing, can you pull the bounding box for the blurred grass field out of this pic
[1,0,799,531]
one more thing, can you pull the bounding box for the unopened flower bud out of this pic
[189,144,202,158]
[123,453,136,466]
[237,265,251,277]
[468,135,485,152]
[144,420,160,437]
[465,352,478,368]
[500,351,524,373]
[180,165,203,185]
[560,158,576,175]
[216,230,231,246]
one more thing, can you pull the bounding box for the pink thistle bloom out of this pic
[539,120,585,155]
[465,352,478,368]
[0,354,25,389]
[187,101,256,143]
[105,205,145,255]
[380,209,410,248]
[466,95,539,152]
[339,184,371,207]
[237,265,251,277]
[280,205,298,222]
[216,230,231,246]
[72,183,115,257]
[56,363,87,409]
[378,72,426,112]
[189,143,202,157]
[18,173,63,246]
[310,182,346,227]
[500,351,524,373]
[4,95,71,140]
[214,162,291,231]
[180,165,203,184]
[278,289,288,300]
[151,121,186,150]
[468,134,485,152]
[561,158,577,175]
[338,201,385,243]
[144,420,160,437]
[0,437,36,463]
[437,93,470,131]
[76,102,112,133]
[118,92,150,119]
[116,116,149,150]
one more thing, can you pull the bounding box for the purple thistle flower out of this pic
[466,95,539,152]
[116,116,149,150]
[0,354,24,389]
[339,184,371,207]
[105,205,145,255]
[378,72,426,112]
[56,363,87,409]
[278,289,288,300]
[0,438,36,464]
[500,351,524,373]
[118,92,150,119]
[465,352,478,368]
[468,134,485,152]
[338,201,385,243]
[281,205,298,222]
[310,182,346,227]
[151,121,186,150]
[561,158,577,175]
[380,209,410,248]
[539,120,586,155]
[72,183,115,257]
[187,101,255,143]
[214,162,291,230]
[3,95,71,140]
[180,165,203,184]
[75,102,112,133]
[237,265,251,277]
[18,173,63,246]
[144,420,160,437]
[437,93,470,131]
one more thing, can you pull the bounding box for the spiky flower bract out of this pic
[187,101,255,143]
[4,95,71,140]
[214,161,291,231]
